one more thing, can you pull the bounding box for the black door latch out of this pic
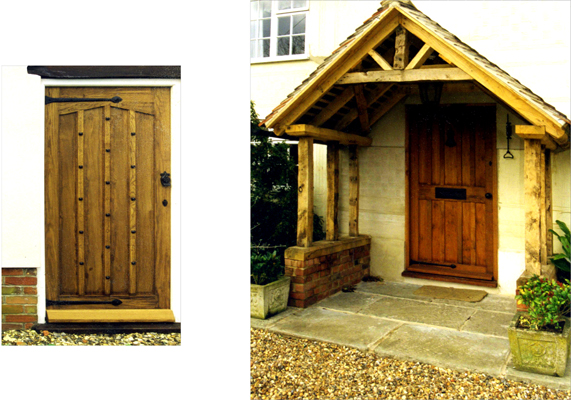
[160,171,171,187]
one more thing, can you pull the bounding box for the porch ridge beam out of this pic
[286,124,372,146]
[337,68,472,84]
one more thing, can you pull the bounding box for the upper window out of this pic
[251,0,308,61]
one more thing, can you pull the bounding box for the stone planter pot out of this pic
[508,313,571,376]
[250,276,291,319]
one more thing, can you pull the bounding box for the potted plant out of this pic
[549,220,570,283]
[250,250,291,319]
[509,275,571,376]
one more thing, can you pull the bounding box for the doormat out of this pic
[413,285,488,302]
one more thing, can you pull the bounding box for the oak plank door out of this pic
[406,105,497,284]
[45,87,171,312]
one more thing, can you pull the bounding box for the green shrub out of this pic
[251,251,282,286]
[549,220,570,274]
[516,274,570,331]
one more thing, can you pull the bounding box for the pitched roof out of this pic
[261,0,569,145]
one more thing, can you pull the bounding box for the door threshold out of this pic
[402,270,497,288]
[46,309,175,323]
[31,322,180,334]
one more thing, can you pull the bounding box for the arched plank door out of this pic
[45,87,171,318]
[405,105,497,286]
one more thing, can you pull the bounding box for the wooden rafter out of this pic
[369,90,408,126]
[353,84,370,133]
[405,43,433,70]
[335,83,394,130]
[286,124,372,146]
[309,87,354,126]
[337,68,472,84]
[368,49,393,70]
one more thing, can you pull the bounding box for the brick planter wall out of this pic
[284,236,371,308]
[2,268,38,331]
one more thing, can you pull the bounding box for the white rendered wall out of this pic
[1,67,181,323]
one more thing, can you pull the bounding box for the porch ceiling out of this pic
[260,0,570,147]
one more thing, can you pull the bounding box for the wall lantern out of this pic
[504,114,514,159]
[419,82,443,106]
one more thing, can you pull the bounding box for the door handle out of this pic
[160,171,171,187]
[485,193,492,199]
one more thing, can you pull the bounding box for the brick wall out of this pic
[2,268,38,331]
[285,244,371,308]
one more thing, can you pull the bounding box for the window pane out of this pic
[262,39,270,57]
[278,37,290,56]
[250,21,257,39]
[293,0,307,8]
[262,19,271,38]
[278,1,291,11]
[251,1,258,18]
[250,40,256,58]
[278,16,290,36]
[292,35,305,55]
[292,14,305,34]
[260,1,271,17]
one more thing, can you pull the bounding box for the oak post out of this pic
[349,145,359,237]
[524,138,542,276]
[545,149,553,257]
[297,137,314,247]
[326,143,340,241]
[540,148,556,279]
[393,25,409,70]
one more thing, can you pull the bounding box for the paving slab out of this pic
[373,324,510,376]
[359,296,475,329]
[461,310,515,338]
[313,291,382,313]
[250,307,301,330]
[505,354,571,391]
[269,307,402,352]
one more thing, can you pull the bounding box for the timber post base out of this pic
[284,236,372,308]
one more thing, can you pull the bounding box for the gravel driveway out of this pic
[251,328,570,400]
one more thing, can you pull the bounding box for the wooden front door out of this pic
[405,105,497,285]
[45,87,171,311]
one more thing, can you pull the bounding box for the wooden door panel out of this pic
[407,105,496,283]
[45,87,171,311]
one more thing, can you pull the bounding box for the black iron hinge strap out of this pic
[45,96,122,105]
[410,260,457,269]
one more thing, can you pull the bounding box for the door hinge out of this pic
[47,299,122,306]
[45,96,122,105]
[410,260,456,269]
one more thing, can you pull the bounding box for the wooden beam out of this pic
[286,125,372,146]
[524,138,542,276]
[515,125,545,139]
[393,26,409,70]
[266,10,400,135]
[326,143,340,241]
[337,68,472,84]
[540,147,556,280]
[405,43,433,70]
[46,309,175,323]
[349,145,359,236]
[297,138,314,247]
[309,87,354,126]
[545,150,553,257]
[400,15,568,144]
[353,84,370,133]
[368,49,393,70]
[335,83,394,131]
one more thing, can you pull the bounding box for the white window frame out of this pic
[251,0,310,64]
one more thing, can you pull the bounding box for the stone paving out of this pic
[251,281,571,390]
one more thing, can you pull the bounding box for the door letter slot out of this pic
[435,187,466,200]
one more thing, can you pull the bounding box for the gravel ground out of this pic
[2,329,181,346]
[251,328,570,400]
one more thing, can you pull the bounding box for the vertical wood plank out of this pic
[475,202,486,266]
[418,116,431,184]
[545,150,553,256]
[461,124,472,186]
[104,105,112,295]
[154,88,171,308]
[297,137,314,247]
[77,110,85,296]
[349,145,359,237]
[129,110,137,295]
[462,202,476,266]
[45,88,61,301]
[326,143,339,241]
[431,115,440,185]
[444,201,460,263]
[409,117,420,261]
[431,200,445,262]
[418,200,432,260]
[524,139,542,276]
[84,107,105,295]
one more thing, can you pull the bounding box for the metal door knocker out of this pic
[160,171,171,187]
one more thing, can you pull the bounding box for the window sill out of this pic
[250,55,310,65]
